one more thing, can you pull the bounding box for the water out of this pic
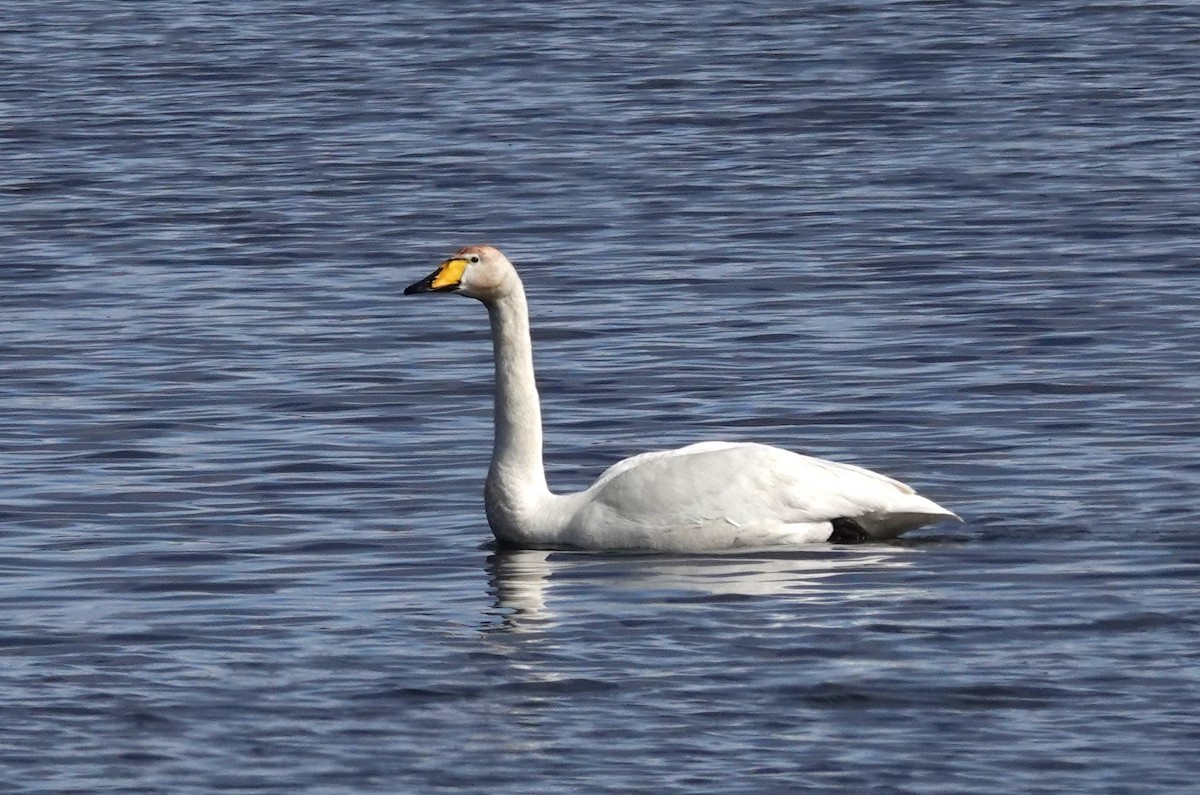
[2,1,1199,791]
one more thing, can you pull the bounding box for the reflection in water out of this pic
[485,548,557,631]
[483,546,917,633]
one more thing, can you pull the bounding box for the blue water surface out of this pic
[2,2,1199,792]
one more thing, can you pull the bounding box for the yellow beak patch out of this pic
[430,257,467,290]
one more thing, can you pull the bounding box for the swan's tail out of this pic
[857,494,961,540]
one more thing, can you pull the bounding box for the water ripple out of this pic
[3,1,1199,792]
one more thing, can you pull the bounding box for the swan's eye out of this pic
[469,255,480,264]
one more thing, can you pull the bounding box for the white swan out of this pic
[405,245,958,552]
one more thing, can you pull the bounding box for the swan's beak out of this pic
[404,257,467,295]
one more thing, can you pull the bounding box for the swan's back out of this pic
[560,442,954,551]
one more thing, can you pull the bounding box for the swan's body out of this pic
[405,246,958,552]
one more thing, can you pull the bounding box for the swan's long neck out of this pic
[484,282,552,537]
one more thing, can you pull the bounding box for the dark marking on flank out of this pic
[829,517,870,544]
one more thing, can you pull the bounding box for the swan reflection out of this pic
[483,545,916,633]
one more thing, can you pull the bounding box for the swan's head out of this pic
[404,245,518,302]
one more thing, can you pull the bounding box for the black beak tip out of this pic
[404,273,437,295]
[405,271,460,295]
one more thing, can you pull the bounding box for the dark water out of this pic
[3,2,1199,792]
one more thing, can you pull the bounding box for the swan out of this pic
[404,245,958,552]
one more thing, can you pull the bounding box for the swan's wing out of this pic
[590,441,746,489]
[578,442,955,544]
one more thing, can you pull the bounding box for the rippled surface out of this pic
[3,2,1199,792]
